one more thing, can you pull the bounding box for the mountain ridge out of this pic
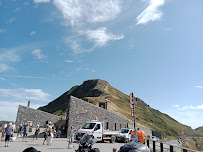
[38,79,198,137]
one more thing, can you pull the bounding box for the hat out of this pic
[9,123,12,126]
[37,124,39,127]
[20,124,22,126]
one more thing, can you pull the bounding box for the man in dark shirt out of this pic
[23,123,29,142]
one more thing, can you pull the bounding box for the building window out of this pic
[120,124,122,129]
[106,122,109,130]
[127,123,128,128]
[115,123,117,130]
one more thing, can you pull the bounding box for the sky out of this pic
[0,0,203,129]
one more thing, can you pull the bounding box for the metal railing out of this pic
[146,139,199,152]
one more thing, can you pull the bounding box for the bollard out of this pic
[113,148,117,152]
[170,145,173,152]
[147,139,150,148]
[153,141,156,152]
[160,143,163,152]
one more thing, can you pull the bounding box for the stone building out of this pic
[15,96,127,136]
[67,96,127,133]
[15,105,61,128]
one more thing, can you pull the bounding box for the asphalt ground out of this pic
[0,136,126,152]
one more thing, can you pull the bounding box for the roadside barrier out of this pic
[146,139,199,152]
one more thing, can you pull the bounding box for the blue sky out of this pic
[0,0,203,129]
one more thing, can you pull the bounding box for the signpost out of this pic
[180,130,186,145]
[130,92,136,132]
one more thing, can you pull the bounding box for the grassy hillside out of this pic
[39,79,198,138]
[195,126,203,135]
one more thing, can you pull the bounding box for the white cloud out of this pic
[0,77,6,80]
[53,0,125,53]
[0,64,13,72]
[0,100,44,122]
[66,38,89,53]
[4,75,49,79]
[9,18,16,23]
[34,0,50,3]
[64,60,73,63]
[165,109,203,129]
[54,0,123,26]
[173,105,203,110]
[194,86,203,88]
[0,29,6,33]
[24,2,29,5]
[80,27,124,47]
[32,49,48,60]
[136,0,165,25]
[0,50,20,63]
[14,8,21,12]
[172,105,179,108]
[30,31,36,35]
[197,105,203,110]
[0,88,51,102]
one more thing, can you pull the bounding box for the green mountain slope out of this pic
[38,79,198,137]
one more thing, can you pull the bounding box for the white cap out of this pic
[20,124,22,126]
[37,124,39,127]
[9,123,12,126]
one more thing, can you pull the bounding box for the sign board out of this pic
[76,110,86,123]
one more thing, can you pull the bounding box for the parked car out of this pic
[117,128,133,143]
[151,136,159,142]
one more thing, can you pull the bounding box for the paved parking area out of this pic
[0,137,125,152]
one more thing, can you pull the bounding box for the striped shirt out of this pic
[5,127,13,136]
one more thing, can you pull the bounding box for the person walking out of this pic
[68,126,76,148]
[5,123,13,147]
[43,125,49,145]
[17,124,23,138]
[33,124,40,140]
[47,126,53,146]
[22,123,29,142]
[12,123,16,133]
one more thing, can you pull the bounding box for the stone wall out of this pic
[67,96,127,133]
[15,105,61,128]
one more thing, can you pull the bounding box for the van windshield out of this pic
[82,123,96,129]
[121,129,129,133]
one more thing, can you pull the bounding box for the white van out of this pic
[117,128,133,143]
[76,120,119,143]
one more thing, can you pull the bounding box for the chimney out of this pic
[27,100,30,107]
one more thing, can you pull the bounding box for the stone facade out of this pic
[67,96,127,133]
[15,105,61,128]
